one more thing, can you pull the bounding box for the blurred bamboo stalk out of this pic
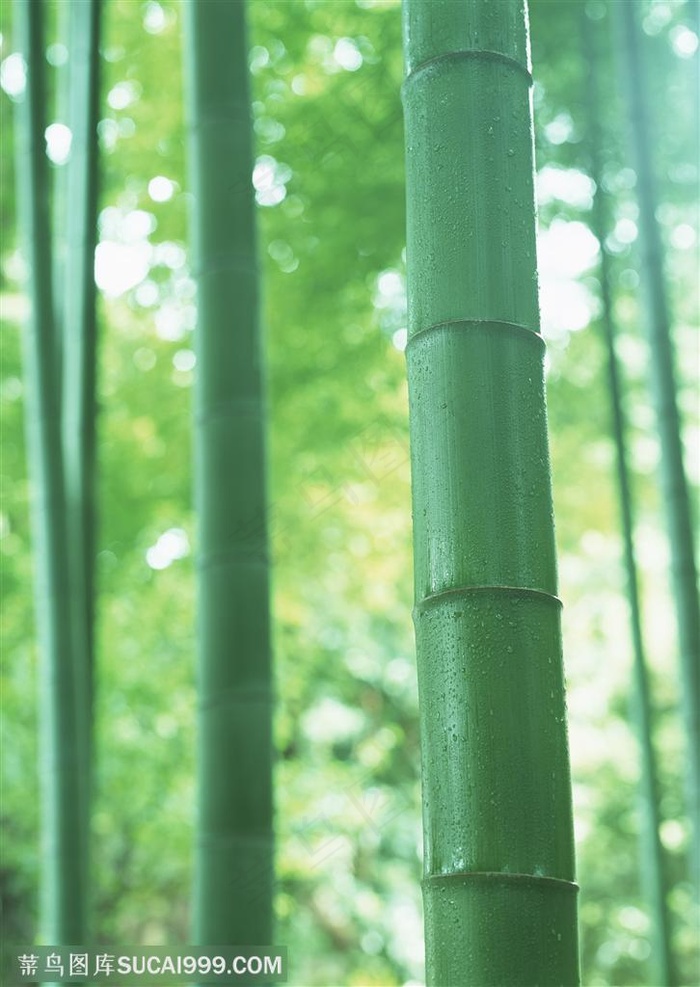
[615,0,700,889]
[14,0,88,943]
[51,0,70,394]
[183,0,274,946]
[583,11,675,984]
[61,0,102,756]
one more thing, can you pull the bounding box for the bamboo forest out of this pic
[0,0,698,984]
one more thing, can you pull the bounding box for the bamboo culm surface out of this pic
[14,0,88,943]
[402,2,579,983]
[184,0,274,946]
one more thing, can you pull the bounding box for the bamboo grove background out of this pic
[1,0,698,984]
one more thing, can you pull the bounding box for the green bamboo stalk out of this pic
[402,2,579,983]
[583,13,674,984]
[14,0,88,944]
[51,0,71,397]
[183,0,274,946]
[615,0,700,884]
[58,0,102,938]
[61,0,102,748]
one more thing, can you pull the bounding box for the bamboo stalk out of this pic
[615,0,700,885]
[583,12,674,984]
[58,0,102,938]
[51,0,70,399]
[14,0,88,944]
[402,2,579,983]
[183,0,274,945]
[61,0,102,751]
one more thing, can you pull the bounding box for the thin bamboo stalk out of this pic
[61,0,102,750]
[583,12,674,984]
[615,0,700,885]
[58,0,102,938]
[14,0,88,944]
[51,0,70,399]
[183,0,274,945]
[402,2,579,983]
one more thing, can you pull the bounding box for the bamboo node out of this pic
[405,318,543,353]
[403,49,533,95]
[414,584,562,616]
[423,870,579,894]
